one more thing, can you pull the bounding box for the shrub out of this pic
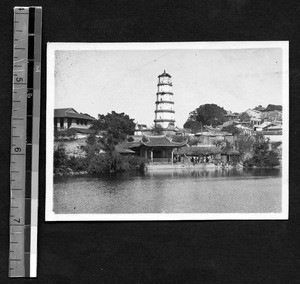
[188,138,199,146]
[54,143,67,169]
[67,156,88,172]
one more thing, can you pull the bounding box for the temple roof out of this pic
[158,70,171,78]
[141,135,187,147]
[221,149,240,155]
[115,145,136,154]
[54,108,95,120]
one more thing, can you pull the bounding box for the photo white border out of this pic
[46,41,289,221]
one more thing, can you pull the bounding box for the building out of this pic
[119,135,187,163]
[244,108,262,126]
[174,146,221,163]
[154,70,175,130]
[195,126,234,145]
[224,111,238,122]
[140,135,187,163]
[134,123,152,136]
[255,122,282,143]
[261,109,282,122]
[54,108,95,131]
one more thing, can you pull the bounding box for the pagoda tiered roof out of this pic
[158,70,171,78]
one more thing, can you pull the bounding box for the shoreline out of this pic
[54,163,281,177]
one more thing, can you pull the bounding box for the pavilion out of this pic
[123,135,187,163]
[140,135,187,163]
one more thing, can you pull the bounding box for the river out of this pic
[53,168,282,214]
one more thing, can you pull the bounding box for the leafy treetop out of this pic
[91,111,135,141]
[151,124,164,135]
[184,104,227,128]
[264,104,282,112]
[238,112,251,122]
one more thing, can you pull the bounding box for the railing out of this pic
[152,158,171,163]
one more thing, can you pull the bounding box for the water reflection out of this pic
[53,168,282,214]
[145,168,281,179]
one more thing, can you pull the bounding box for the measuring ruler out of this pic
[9,7,42,278]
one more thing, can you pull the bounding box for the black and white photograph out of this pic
[46,42,289,221]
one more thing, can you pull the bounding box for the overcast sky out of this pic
[54,46,283,128]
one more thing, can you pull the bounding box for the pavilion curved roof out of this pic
[140,135,187,147]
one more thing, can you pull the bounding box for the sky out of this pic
[54,45,283,128]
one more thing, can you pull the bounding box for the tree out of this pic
[91,111,135,141]
[151,124,164,135]
[184,104,227,127]
[221,140,234,153]
[183,120,203,133]
[221,125,241,135]
[238,112,251,122]
[98,133,119,154]
[84,132,121,173]
[236,135,255,161]
[188,137,199,146]
[53,143,67,169]
[171,135,188,143]
[254,105,265,111]
[244,134,280,167]
[265,104,282,112]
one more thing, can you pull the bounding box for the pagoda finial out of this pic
[164,69,166,73]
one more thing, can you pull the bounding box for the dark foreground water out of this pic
[53,168,282,214]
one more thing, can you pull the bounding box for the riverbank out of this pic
[54,162,281,176]
[145,161,245,171]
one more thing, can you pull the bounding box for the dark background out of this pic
[0,0,300,283]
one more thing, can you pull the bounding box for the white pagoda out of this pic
[154,70,175,129]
